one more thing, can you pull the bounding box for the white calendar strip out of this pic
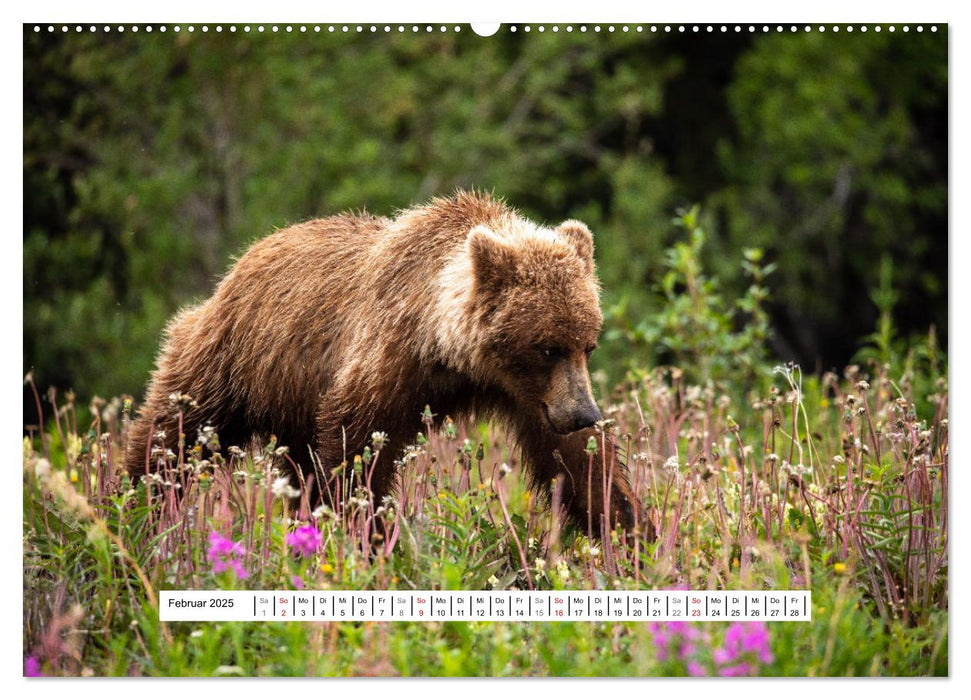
[160,590,811,622]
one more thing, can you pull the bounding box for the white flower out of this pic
[271,476,300,499]
[34,458,51,478]
[312,503,335,520]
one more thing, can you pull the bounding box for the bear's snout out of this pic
[541,356,603,434]
[572,403,602,432]
[542,397,602,434]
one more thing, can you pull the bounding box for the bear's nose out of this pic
[573,404,602,431]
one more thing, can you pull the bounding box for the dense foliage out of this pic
[24,26,946,401]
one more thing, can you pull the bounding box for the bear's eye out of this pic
[585,344,598,358]
[540,346,565,361]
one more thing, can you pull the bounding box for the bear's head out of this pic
[467,219,604,435]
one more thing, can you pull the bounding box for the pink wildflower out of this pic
[207,531,249,579]
[718,662,753,677]
[713,621,773,675]
[24,656,42,677]
[650,620,704,670]
[686,661,707,677]
[286,524,322,558]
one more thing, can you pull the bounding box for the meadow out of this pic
[22,220,948,677]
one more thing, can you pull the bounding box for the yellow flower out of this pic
[66,434,83,465]
[69,468,78,483]
[834,562,847,574]
[320,563,334,574]
[820,399,830,408]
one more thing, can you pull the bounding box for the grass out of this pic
[22,214,948,677]
[22,354,948,677]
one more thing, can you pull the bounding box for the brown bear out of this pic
[126,191,636,536]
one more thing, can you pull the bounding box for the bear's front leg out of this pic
[313,384,413,554]
[516,422,645,540]
[126,385,196,480]
[313,381,404,510]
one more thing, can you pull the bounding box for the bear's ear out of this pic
[555,220,595,273]
[468,225,517,291]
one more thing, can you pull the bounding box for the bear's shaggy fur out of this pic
[127,192,636,535]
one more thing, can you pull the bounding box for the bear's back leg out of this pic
[125,304,248,480]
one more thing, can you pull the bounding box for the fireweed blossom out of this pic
[649,621,705,666]
[286,523,323,558]
[713,622,774,676]
[649,620,773,676]
[207,531,249,579]
[24,656,42,677]
[686,661,706,677]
